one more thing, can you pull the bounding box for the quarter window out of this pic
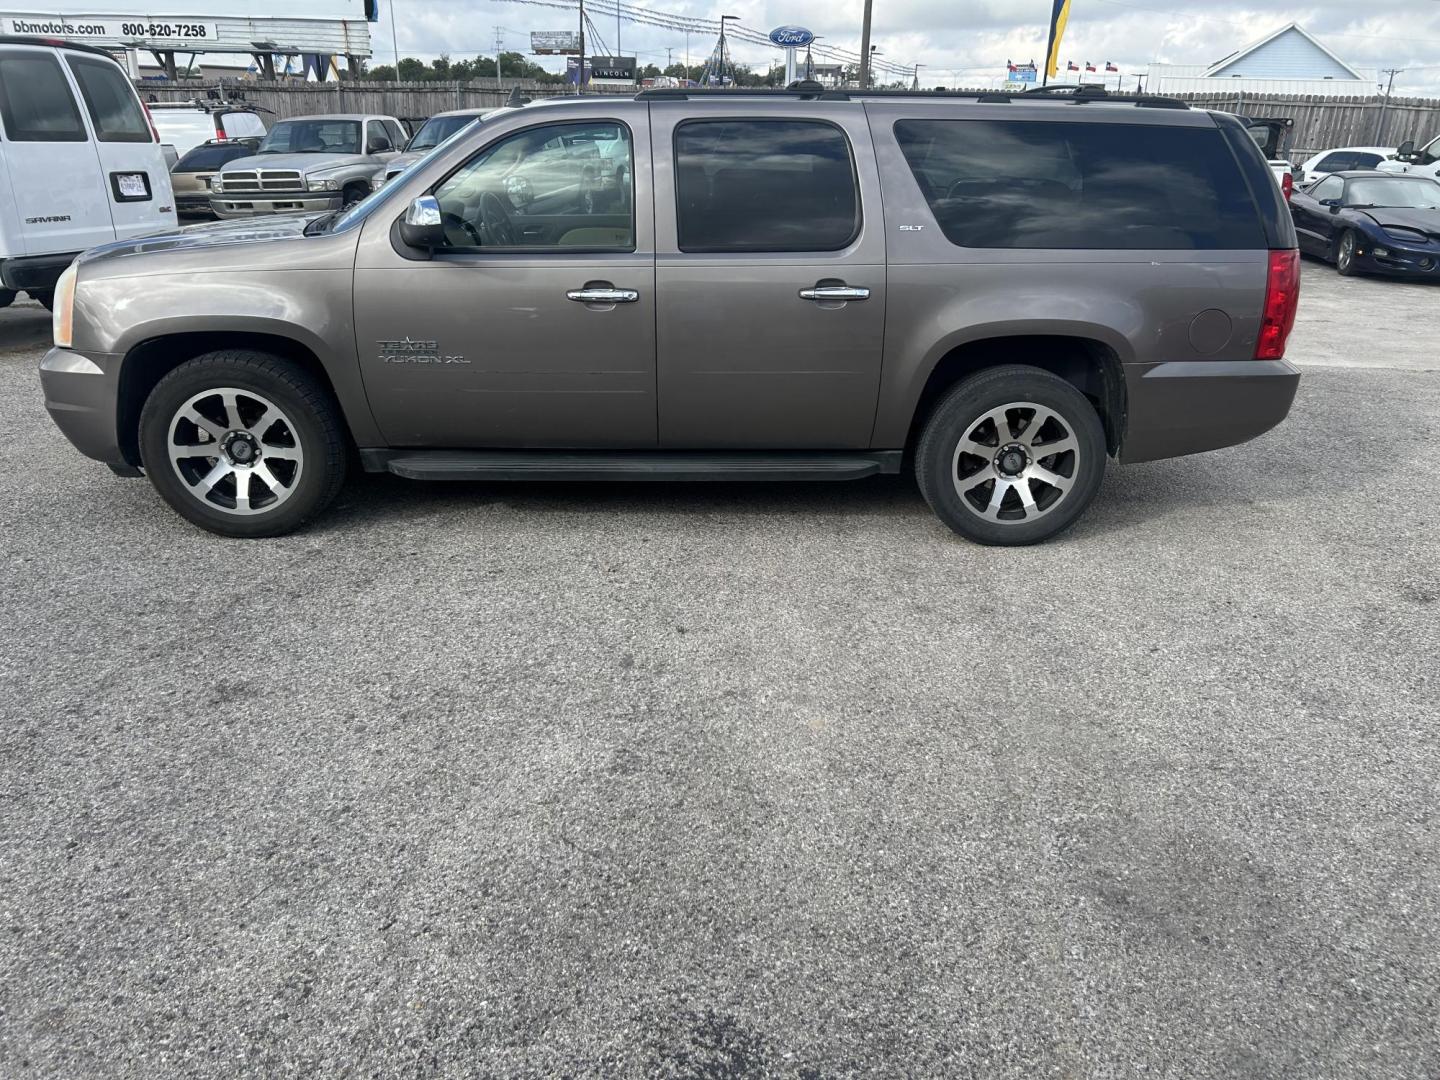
[673,119,859,253]
[0,51,86,142]
[893,119,1265,250]
[433,121,634,251]
[66,55,151,142]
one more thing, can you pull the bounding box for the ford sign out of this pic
[768,25,815,48]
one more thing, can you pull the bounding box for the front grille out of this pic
[222,169,304,193]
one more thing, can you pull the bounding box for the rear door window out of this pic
[893,119,1266,250]
[1314,152,1354,173]
[1351,152,1383,170]
[0,50,87,142]
[673,119,859,252]
[65,55,151,142]
[174,143,251,171]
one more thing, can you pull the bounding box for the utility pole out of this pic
[577,0,585,94]
[388,0,401,80]
[913,62,923,90]
[616,5,621,69]
[494,26,503,89]
[1376,68,1404,143]
[666,47,672,72]
[857,0,873,90]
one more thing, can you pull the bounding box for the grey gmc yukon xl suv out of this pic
[40,86,1301,545]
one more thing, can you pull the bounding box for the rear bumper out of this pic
[1121,359,1300,464]
[1,251,81,292]
[40,346,125,465]
[210,193,341,219]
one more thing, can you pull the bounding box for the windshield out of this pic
[1345,177,1440,209]
[258,119,360,155]
[408,113,479,152]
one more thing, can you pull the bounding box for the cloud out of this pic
[379,0,1440,94]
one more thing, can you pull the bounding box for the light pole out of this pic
[388,0,401,80]
[857,0,873,90]
[720,14,738,86]
[869,46,880,89]
[577,0,585,94]
[913,62,923,90]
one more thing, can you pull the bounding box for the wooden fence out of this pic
[135,79,628,127]
[1172,92,1439,159]
[135,79,1440,159]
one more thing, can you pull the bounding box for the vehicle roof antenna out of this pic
[505,86,530,107]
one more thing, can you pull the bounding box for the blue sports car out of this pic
[1290,171,1440,278]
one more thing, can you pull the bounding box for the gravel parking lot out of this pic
[2,262,1438,1079]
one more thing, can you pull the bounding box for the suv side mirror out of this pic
[1396,139,1415,159]
[368,135,392,154]
[399,195,444,252]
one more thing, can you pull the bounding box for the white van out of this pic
[0,36,175,309]
[149,101,267,161]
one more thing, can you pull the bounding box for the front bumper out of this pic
[1121,359,1301,464]
[175,192,215,216]
[1355,239,1440,277]
[40,346,125,465]
[209,192,342,219]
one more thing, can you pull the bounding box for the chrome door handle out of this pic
[799,285,870,302]
[567,287,639,303]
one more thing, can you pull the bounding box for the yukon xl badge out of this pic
[376,337,468,365]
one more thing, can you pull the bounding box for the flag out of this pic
[1044,0,1071,80]
[1084,61,1096,72]
[1066,60,1079,71]
[1007,58,1018,72]
[1105,61,1119,72]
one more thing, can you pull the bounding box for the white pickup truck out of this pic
[1377,133,1440,180]
[1243,117,1297,200]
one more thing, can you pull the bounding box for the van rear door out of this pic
[64,52,176,239]
[0,45,114,256]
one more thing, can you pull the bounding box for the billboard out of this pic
[589,55,635,82]
[1,3,373,55]
[531,30,581,55]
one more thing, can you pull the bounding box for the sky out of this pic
[376,0,1440,96]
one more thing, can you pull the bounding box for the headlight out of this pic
[209,176,222,192]
[1382,226,1428,242]
[52,261,78,349]
[307,177,339,191]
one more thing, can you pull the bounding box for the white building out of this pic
[1149,23,1376,97]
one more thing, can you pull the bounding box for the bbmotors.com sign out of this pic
[2,15,218,44]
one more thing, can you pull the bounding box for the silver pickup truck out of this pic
[209,113,407,218]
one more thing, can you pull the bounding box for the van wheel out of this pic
[138,350,347,538]
[1335,230,1359,276]
[29,289,54,310]
[915,365,1106,546]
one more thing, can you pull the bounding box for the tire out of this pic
[0,289,14,310]
[28,289,54,310]
[915,364,1107,546]
[138,350,347,538]
[1335,230,1359,276]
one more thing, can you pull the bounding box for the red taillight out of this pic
[141,101,160,143]
[1256,249,1300,360]
[215,114,224,138]
[1281,171,1294,201]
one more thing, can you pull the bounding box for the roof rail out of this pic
[632,85,1189,109]
[0,34,120,60]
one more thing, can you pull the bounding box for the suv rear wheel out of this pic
[138,350,346,538]
[916,365,1107,546]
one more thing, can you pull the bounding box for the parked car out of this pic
[148,101,267,161]
[40,87,1301,544]
[1377,133,1440,181]
[1290,170,1440,276]
[0,36,174,310]
[171,138,262,218]
[1296,145,1394,186]
[208,113,407,219]
[377,107,498,188]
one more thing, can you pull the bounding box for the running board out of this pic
[361,449,902,482]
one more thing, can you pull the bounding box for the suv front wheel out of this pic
[138,350,347,538]
[916,365,1107,546]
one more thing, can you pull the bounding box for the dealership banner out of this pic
[531,30,580,55]
[2,14,218,45]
